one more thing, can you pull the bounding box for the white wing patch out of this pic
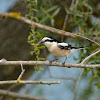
[57,43,71,50]
[58,43,69,46]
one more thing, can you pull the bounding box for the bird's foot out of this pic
[62,61,66,67]
[49,59,58,66]
[49,61,53,66]
[62,62,70,68]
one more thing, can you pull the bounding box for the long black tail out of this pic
[71,46,89,49]
[70,46,89,53]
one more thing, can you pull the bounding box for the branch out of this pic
[0,89,47,100]
[73,48,100,100]
[17,63,25,81]
[0,80,60,85]
[0,60,100,68]
[0,12,99,46]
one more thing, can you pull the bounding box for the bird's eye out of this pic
[45,39,52,42]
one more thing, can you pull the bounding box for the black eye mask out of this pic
[45,39,59,43]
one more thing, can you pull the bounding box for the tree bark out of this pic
[0,0,36,90]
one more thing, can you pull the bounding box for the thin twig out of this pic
[0,12,99,46]
[17,63,25,80]
[0,80,60,85]
[7,64,25,94]
[0,89,47,100]
[73,49,100,100]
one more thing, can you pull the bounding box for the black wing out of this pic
[57,43,82,50]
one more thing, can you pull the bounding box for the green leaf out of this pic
[39,58,46,61]
[64,7,70,14]
[36,51,40,55]
[41,7,53,19]
[47,5,58,13]
[35,65,43,71]
[84,68,92,75]
[40,16,48,23]
[34,17,39,22]
[38,46,45,49]
[31,8,38,12]
[84,3,93,11]
[89,76,95,84]
[30,51,34,55]
[51,19,54,26]
[52,8,61,17]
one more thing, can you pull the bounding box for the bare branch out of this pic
[0,60,100,68]
[0,12,99,46]
[17,63,25,81]
[0,80,60,85]
[0,89,47,100]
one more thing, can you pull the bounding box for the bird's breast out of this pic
[48,44,71,57]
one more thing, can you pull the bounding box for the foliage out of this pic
[25,0,45,71]
[25,0,100,88]
[69,0,100,87]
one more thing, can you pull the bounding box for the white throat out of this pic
[44,42,57,49]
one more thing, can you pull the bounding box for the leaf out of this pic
[64,7,70,14]
[30,51,34,55]
[31,8,38,12]
[51,19,54,26]
[89,76,95,84]
[35,65,43,71]
[34,17,39,22]
[41,7,53,19]
[36,51,40,55]
[38,46,45,49]
[39,58,46,61]
[40,16,48,23]
[84,68,92,75]
[84,3,93,11]
[47,5,58,13]
[52,8,61,17]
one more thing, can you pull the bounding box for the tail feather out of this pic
[70,46,89,53]
[71,46,89,49]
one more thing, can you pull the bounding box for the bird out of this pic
[38,36,88,65]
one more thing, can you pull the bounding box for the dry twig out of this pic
[0,80,60,85]
[17,63,25,82]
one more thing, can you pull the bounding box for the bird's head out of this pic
[38,37,59,47]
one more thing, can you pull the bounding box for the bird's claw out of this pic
[46,60,52,65]
[48,58,58,66]
[62,62,66,66]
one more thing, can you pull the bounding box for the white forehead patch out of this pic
[42,37,52,41]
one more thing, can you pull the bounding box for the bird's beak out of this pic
[31,40,44,46]
[38,40,44,45]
